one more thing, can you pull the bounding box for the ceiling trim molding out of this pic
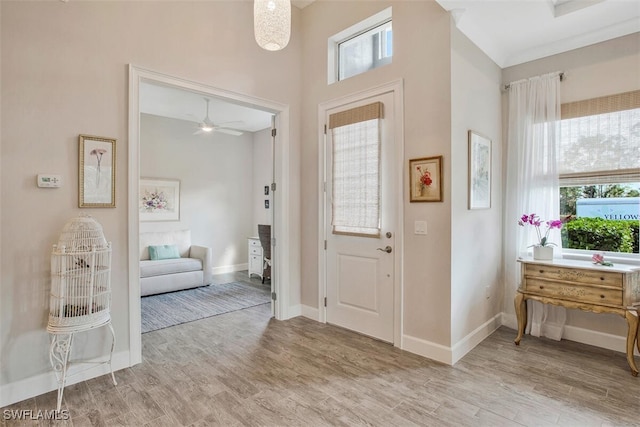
[503,17,640,68]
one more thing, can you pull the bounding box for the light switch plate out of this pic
[414,220,427,235]
[37,174,62,188]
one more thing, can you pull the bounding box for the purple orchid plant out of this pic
[518,213,563,247]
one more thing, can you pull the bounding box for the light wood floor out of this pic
[3,290,639,426]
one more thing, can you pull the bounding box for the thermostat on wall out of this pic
[37,174,62,188]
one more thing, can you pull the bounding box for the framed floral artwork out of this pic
[79,134,116,208]
[139,178,180,221]
[409,156,443,202]
[468,130,491,209]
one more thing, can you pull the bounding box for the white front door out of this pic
[324,91,396,343]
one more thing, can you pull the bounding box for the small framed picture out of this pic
[264,185,270,195]
[468,131,491,209]
[265,200,270,209]
[409,155,443,202]
[139,178,180,221]
[79,134,116,208]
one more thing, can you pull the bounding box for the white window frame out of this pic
[327,7,392,85]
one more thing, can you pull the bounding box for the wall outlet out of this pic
[414,220,427,235]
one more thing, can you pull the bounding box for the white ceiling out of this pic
[139,82,273,134]
[141,1,639,127]
[435,0,640,68]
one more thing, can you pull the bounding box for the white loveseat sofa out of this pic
[139,229,212,296]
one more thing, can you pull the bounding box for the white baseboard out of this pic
[301,304,320,321]
[451,313,502,364]
[402,334,452,365]
[501,312,518,330]
[402,313,503,366]
[0,350,130,408]
[501,313,639,356]
[212,263,248,275]
[287,304,302,319]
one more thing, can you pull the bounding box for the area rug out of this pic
[141,281,270,333]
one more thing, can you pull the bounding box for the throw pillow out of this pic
[148,244,181,260]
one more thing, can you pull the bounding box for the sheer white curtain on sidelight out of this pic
[504,72,566,340]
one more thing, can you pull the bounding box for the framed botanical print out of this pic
[139,178,180,221]
[79,134,116,208]
[409,155,443,202]
[468,131,491,209]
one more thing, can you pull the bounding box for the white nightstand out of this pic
[248,237,263,280]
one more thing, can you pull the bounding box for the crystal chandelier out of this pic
[254,0,291,51]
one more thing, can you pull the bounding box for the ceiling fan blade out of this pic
[215,127,244,136]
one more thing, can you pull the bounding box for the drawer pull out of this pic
[539,285,544,290]
[600,295,605,299]
[600,277,605,281]
[539,270,544,274]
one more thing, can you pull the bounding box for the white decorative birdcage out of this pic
[47,215,116,411]
[48,215,112,332]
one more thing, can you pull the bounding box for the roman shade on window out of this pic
[558,90,640,186]
[330,102,383,237]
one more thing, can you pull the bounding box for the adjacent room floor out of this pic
[3,299,638,426]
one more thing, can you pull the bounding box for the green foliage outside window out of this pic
[560,184,639,253]
[563,218,636,253]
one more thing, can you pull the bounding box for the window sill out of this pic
[561,250,640,267]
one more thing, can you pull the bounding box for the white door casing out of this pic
[324,90,397,343]
[128,65,292,366]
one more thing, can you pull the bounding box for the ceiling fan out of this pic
[192,98,244,136]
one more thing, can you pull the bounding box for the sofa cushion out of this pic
[140,230,191,260]
[141,271,204,297]
[140,258,203,278]
[149,244,180,260]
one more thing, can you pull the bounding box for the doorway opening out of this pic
[128,65,292,365]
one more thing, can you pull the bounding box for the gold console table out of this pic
[514,258,640,376]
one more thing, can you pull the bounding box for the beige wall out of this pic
[252,128,273,234]
[300,0,453,346]
[450,27,503,346]
[140,114,255,269]
[3,0,634,406]
[0,0,301,392]
[502,33,640,338]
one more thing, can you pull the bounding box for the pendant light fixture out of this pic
[254,0,291,51]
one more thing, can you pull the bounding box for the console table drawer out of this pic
[524,264,622,288]
[525,277,623,305]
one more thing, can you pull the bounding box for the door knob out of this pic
[386,232,392,238]
[377,246,392,253]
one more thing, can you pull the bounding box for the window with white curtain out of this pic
[330,102,382,237]
[558,90,640,254]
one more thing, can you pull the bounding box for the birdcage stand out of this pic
[47,215,117,411]
[48,320,117,411]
